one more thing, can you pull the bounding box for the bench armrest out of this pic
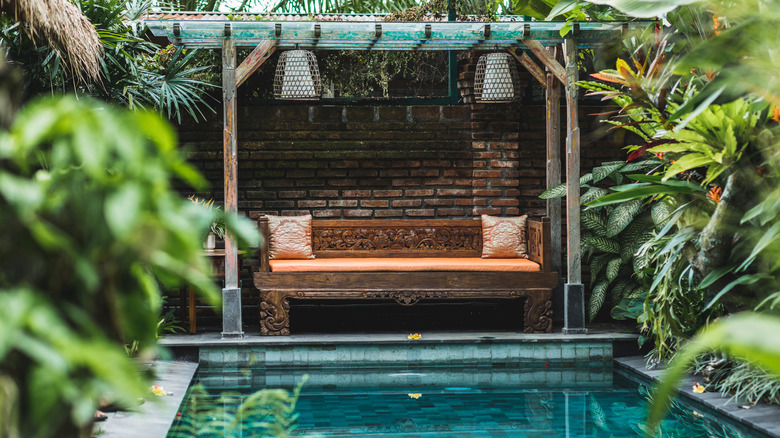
[528,217,552,273]
[257,216,270,272]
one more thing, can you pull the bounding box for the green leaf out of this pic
[606,257,622,283]
[589,281,609,321]
[703,274,773,311]
[606,199,642,238]
[592,161,625,183]
[589,253,613,286]
[648,313,780,432]
[539,183,566,199]
[651,199,675,227]
[584,236,620,254]
[581,209,607,235]
[581,187,610,205]
[699,265,735,289]
[104,182,142,239]
[587,0,700,18]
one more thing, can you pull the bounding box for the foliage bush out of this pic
[0,95,258,437]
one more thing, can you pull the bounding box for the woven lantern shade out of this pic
[474,53,521,103]
[274,50,322,100]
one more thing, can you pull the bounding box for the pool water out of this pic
[168,365,762,437]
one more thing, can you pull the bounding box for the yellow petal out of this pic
[408,393,422,399]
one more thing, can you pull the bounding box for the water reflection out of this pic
[170,365,759,438]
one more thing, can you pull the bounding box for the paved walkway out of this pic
[96,361,197,438]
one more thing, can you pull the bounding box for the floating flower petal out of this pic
[408,333,422,340]
[408,393,422,399]
[692,382,706,394]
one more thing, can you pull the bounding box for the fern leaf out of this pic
[606,199,643,238]
[589,280,609,321]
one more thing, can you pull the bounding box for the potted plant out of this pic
[188,195,225,251]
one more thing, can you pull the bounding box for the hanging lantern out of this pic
[273,50,322,100]
[474,53,521,103]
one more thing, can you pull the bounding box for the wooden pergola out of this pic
[143,14,650,338]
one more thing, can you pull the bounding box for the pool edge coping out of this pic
[615,356,780,438]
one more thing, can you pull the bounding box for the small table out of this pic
[181,250,243,334]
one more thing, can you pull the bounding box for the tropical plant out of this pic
[188,195,227,239]
[0,95,259,438]
[169,377,308,437]
[1,0,217,122]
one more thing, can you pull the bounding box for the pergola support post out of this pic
[221,36,243,339]
[545,65,565,323]
[563,38,586,335]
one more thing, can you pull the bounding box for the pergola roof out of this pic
[142,13,652,50]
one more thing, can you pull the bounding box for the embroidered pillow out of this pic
[266,214,315,259]
[481,214,528,259]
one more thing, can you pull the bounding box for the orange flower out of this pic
[655,152,664,159]
[772,106,780,123]
[708,186,722,203]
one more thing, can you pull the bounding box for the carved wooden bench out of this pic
[253,218,557,335]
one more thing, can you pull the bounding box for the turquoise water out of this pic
[168,365,762,437]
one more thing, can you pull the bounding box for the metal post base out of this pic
[562,283,587,335]
[221,287,244,339]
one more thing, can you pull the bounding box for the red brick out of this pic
[313,209,341,218]
[374,190,403,197]
[424,199,454,207]
[329,200,358,207]
[505,189,520,197]
[298,200,327,208]
[311,190,339,198]
[287,170,317,178]
[492,199,520,207]
[473,170,501,178]
[410,169,440,177]
[265,200,295,209]
[473,189,502,197]
[491,179,519,187]
[406,209,435,217]
[391,160,420,168]
[422,160,452,167]
[438,209,467,216]
[341,190,371,198]
[491,160,519,168]
[442,106,470,119]
[328,179,358,187]
[392,199,421,207]
[265,180,295,188]
[379,107,408,121]
[472,141,486,149]
[437,188,470,197]
[454,179,473,186]
[331,161,361,168]
[456,199,487,206]
[317,169,348,177]
[491,142,520,150]
[443,169,471,177]
[278,190,307,199]
[344,209,373,217]
[375,210,404,217]
[472,161,487,168]
[412,106,440,121]
[380,169,410,177]
[361,200,390,208]
[474,151,501,159]
[474,208,501,215]
[392,179,422,187]
[471,180,488,187]
[405,189,434,197]
[505,208,520,215]
[425,178,454,186]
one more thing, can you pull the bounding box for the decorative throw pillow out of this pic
[266,214,315,259]
[481,214,529,258]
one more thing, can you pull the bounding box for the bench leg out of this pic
[524,292,553,333]
[260,290,290,335]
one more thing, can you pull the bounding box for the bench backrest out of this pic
[258,217,551,272]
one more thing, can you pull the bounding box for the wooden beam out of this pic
[507,47,545,86]
[223,38,239,291]
[523,39,565,85]
[235,39,276,88]
[564,38,581,285]
[545,70,562,275]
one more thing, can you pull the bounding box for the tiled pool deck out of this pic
[98,330,780,438]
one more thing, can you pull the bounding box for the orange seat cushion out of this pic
[269,257,541,272]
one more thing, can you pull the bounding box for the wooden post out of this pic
[563,37,586,334]
[564,39,580,285]
[546,70,562,275]
[221,35,243,338]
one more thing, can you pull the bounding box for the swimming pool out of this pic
[167,365,764,437]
